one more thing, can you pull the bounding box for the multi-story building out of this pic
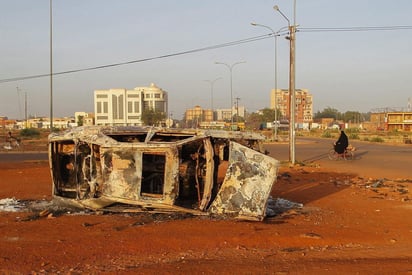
[185,105,246,126]
[215,106,245,121]
[185,106,213,127]
[370,112,412,131]
[270,88,313,124]
[94,83,168,126]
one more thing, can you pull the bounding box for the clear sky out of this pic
[1,0,412,120]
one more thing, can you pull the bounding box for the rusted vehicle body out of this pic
[48,126,279,221]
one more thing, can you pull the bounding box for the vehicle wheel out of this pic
[328,149,337,160]
[345,150,354,160]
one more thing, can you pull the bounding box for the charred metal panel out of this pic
[209,142,279,221]
[198,138,214,210]
[100,148,140,200]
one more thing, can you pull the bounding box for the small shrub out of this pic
[322,131,332,138]
[349,133,359,140]
[20,128,41,138]
[370,136,384,143]
[346,128,360,134]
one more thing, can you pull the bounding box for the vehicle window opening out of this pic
[149,133,195,142]
[176,140,207,208]
[52,141,104,200]
[141,153,165,196]
[52,141,77,198]
[106,134,147,142]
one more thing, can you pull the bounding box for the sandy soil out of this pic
[0,160,411,274]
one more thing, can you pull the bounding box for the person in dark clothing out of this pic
[334,130,349,154]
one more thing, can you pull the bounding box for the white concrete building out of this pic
[94,83,168,126]
[215,106,245,121]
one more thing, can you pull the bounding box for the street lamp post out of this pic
[250,23,288,141]
[274,3,297,165]
[215,61,245,127]
[50,0,53,131]
[204,77,222,120]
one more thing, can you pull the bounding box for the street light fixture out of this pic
[215,61,245,127]
[250,22,288,141]
[204,77,222,120]
[274,3,297,165]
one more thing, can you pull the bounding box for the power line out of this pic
[0,25,411,84]
[298,25,412,32]
[0,34,274,84]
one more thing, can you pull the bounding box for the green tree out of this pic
[232,114,245,123]
[343,111,361,123]
[245,112,263,130]
[260,108,278,122]
[141,109,166,126]
[77,115,84,126]
[314,107,342,120]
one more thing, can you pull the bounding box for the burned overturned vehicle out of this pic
[48,126,279,221]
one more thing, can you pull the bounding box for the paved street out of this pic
[265,137,412,179]
[1,138,411,179]
[0,152,48,163]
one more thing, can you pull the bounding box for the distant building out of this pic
[25,117,76,129]
[270,88,313,124]
[185,106,213,127]
[94,83,168,126]
[215,106,245,121]
[370,112,412,131]
[74,112,94,126]
[184,105,246,127]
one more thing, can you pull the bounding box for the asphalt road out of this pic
[265,137,412,179]
[1,138,411,179]
[0,152,48,162]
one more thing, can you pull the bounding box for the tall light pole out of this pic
[274,3,296,165]
[50,0,53,131]
[204,77,222,120]
[215,61,245,127]
[250,23,288,141]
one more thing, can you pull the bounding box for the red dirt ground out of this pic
[0,160,411,274]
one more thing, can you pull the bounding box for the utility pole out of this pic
[288,24,296,165]
[274,2,297,165]
[50,0,53,131]
[25,92,28,129]
[235,97,241,123]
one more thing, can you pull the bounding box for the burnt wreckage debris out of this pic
[48,126,280,221]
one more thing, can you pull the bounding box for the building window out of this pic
[119,95,124,119]
[134,102,140,113]
[103,102,108,113]
[97,102,102,113]
[96,94,108,98]
[128,102,133,113]
[111,95,124,119]
[112,95,118,119]
[155,101,165,112]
